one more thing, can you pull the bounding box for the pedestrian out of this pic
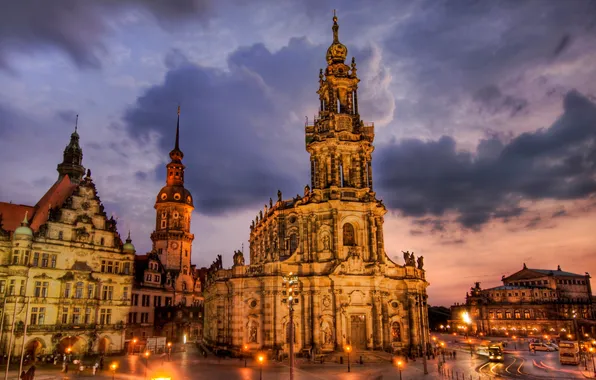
[65,363,69,374]
[79,363,85,376]
[26,365,36,380]
[62,361,67,373]
[93,363,98,376]
[20,370,27,380]
[453,350,457,359]
[99,356,104,370]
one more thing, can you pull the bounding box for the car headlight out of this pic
[497,356,502,359]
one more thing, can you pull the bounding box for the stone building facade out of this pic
[0,127,134,358]
[126,108,203,348]
[204,16,430,356]
[450,264,595,338]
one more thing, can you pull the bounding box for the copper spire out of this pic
[332,10,339,43]
[175,105,181,152]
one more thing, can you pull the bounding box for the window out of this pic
[102,285,113,300]
[123,287,129,300]
[51,254,57,268]
[521,292,525,296]
[0,280,5,294]
[391,322,401,342]
[40,281,48,297]
[161,220,166,229]
[72,307,81,324]
[8,280,15,295]
[101,260,106,272]
[58,231,63,240]
[41,253,49,267]
[123,262,130,275]
[75,282,84,299]
[114,262,119,274]
[23,250,30,265]
[154,296,161,307]
[100,237,105,246]
[514,310,521,319]
[185,250,188,257]
[166,297,172,306]
[12,251,19,265]
[84,308,91,324]
[33,252,39,267]
[154,275,160,282]
[141,313,149,323]
[505,311,512,319]
[489,312,494,319]
[342,223,355,246]
[64,283,72,298]
[19,280,25,295]
[99,309,112,325]
[87,284,94,299]
[142,295,150,307]
[30,307,45,325]
[132,294,139,306]
[145,274,152,282]
[107,261,113,273]
[62,307,69,324]
[524,310,531,319]
[289,234,298,254]
[34,281,42,297]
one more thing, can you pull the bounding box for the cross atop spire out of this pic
[75,114,79,133]
[169,105,184,162]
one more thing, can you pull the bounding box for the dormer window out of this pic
[145,273,152,282]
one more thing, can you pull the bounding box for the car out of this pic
[546,343,559,351]
[530,343,556,352]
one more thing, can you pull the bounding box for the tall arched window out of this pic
[289,234,298,254]
[343,223,355,246]
[391,322,401,342]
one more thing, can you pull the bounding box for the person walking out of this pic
[26,365,36,380]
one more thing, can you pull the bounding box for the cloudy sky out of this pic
[1,0,595,306]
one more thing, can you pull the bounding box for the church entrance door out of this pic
[350,315,366,349]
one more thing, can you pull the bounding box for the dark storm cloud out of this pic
[123,41,326,216]
[0,0,213,70]
[377,90,596,229]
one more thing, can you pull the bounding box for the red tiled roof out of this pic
[0,175,77,232]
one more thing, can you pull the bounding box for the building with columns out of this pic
[203,15,430,357]
[450,264,595,338]
[127,108,203,348]
[0,125,135,358]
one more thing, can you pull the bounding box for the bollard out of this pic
[340,356,343,365]
[360,355,363,365]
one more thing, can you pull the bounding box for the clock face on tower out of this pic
[171,242,179,249]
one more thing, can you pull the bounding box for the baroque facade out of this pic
[450,264,595,338]
[0,127,135,358]
[204,16,430,356]
[127,108,203,347]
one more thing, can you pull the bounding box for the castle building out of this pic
[203,16,430,357]
[0,125,135,358]
[127,108,203,348]
[450,264,595,338]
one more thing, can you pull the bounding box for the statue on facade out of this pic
[259,210,263,220]
[249,322,258,343]
[417,256,424,270]
[402,251,410,266]
[323,235,330,251]
[321,322,333,345]
[233,250,245,266]
[264,204,268,213]
[277,189,282,202]
[304,184,310,197]
[269,197,273,208]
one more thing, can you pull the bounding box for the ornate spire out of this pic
[169,106,184,162]
[326,10,347,65]
[57,114,85,184]
[126,230,132,244]
[21,211,29,226]
[332,10,339,42]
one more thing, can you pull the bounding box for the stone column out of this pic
[359,154,366,188]
[368,214,377,262]
[310,157,316,189]
[313,289,321,348]
[367,159,373,190]
[332,210,339,259]
[375,217,384,263]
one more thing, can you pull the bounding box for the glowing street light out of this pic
[345,345,352,373]
[144,351,150,380]
[167,342,172,361]
[257,354,265,380]
[243,344,249,367]
[394,358,404,380]
[110,362,118,380]
[131,338,138,355]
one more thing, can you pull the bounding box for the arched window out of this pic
[391,322,401,342]
[343,223,355,246]
[289,234,298,254]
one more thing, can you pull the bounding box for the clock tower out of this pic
[151,107,195,273]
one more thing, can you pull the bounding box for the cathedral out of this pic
[0,125,135,357]
[203,16,430,356]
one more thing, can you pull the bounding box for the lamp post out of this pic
[167,342,172,361]
[257,354,264,380]
[110,362,117,380]
[282,272,299,380]
[243,345,248,367]
[394,358,404,380]
[144,351,150,380]
[132,338,138,355]
[589,347,596,376]
[345,345,352,372]
[468,339,473,357]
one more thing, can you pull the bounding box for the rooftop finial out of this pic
[175,105,181,151]
[332,10,339,42]
[75,114,79,132]
[126,230,131,243]
[22,211,29,225]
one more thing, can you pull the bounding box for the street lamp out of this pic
[167,342,172,361]
[110,362,117,380]
[393,358,404,380]
[132,338,138,355]
[468,339,473,357]
[589,347,596,376]
[243,344,249,367]
[257,354,265,380]
[345,345,352,372]
[282,272,299,380]
[144,351,150,380]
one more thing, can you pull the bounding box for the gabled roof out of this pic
[0,175,76,233]
[503,267,585,282]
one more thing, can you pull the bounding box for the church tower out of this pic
[305,13,375,195]
[151,107,195,273]
[57,115,85,184]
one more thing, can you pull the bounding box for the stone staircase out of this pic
[319,350,393,364]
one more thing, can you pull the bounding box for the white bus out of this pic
[559,341,580,365]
